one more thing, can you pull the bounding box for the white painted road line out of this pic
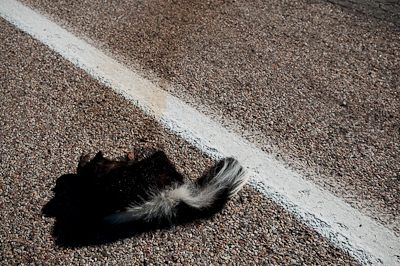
[1,0,399,265]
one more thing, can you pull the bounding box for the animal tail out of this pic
[103,157,248,224]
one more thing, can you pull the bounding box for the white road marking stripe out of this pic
[1,0,398,265]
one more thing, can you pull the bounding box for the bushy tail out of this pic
[104,158,248,224]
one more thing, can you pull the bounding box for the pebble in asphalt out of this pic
[0,18,361,265]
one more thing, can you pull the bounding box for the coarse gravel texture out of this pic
[326,0,400,27]
[19,0,400,234]
[0,18,361,265]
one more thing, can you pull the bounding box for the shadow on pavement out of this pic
[42,174,160,247]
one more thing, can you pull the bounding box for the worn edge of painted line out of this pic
[1,0,398,265]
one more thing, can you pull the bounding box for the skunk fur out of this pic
[77,150,248,225]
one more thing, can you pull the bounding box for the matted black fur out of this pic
[76,150,248,225]
[42,149,248,246]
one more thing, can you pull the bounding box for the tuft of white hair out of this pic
[104,158,248,224]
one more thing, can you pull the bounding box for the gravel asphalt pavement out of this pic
[18,0,399,234]
[1,0,399,265]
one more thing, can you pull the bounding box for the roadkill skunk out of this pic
[77,150,248,225]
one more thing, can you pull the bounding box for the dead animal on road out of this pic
[76,149,248,225]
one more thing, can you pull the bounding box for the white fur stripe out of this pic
[104,159,248,224]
